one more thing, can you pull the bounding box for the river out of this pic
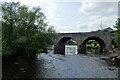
[2,53,119,79]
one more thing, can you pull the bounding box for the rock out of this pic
[108,67,116,70]
[14,62,19,65]
[117,56,120,59]
[110,56,120,66]
[20,68,24,71]
[23,70,26,73]
[100,57,108,60]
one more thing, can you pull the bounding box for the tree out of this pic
[1,2,57,56]
[114,18,120,47]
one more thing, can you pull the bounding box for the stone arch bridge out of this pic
[54,28,115,54]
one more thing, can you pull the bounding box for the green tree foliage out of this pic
[1,2,57,56]
[86,40,99,49]
[65,39,77,45]
[114,18,120,47]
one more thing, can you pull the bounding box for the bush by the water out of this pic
[1,2,57,57]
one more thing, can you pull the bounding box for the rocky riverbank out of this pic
[109,48,120,67]
[100,48,120,67]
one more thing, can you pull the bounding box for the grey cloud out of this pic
[79,2,118,15]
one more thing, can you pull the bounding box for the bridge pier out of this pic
[54,44,65,54]
[78,45,86,54]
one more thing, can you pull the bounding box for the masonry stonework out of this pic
[54,28,115,54]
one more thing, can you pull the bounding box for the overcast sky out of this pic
[0,0,119,33]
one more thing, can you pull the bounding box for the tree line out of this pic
[1,2,57,57]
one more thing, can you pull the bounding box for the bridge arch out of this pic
[80,36,106,54]
[111,38,117,49]
[54,37,77,54]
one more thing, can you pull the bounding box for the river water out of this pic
[2,53,118,79]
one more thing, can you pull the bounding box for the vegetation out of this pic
[65,39,77,45]
[86,40,99,49]
[114,18,120,47]
[86,40,100,54]
[1,2,57,56]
